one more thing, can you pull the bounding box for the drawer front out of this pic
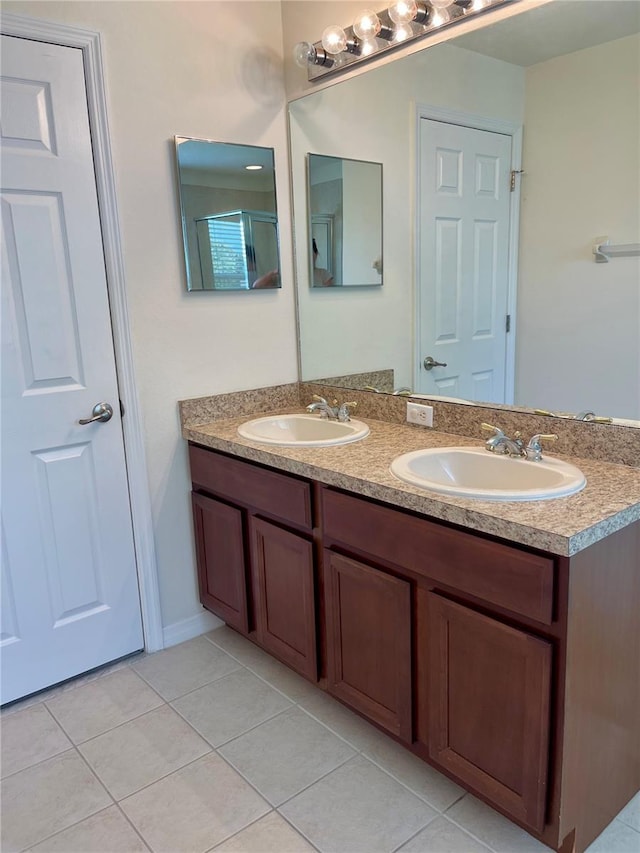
[322,489,554,624]
[190,445,312,530]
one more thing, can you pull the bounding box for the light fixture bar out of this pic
[297,0,518,82]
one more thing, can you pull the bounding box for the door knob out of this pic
[423,356,447,371]
[78,402,113,425]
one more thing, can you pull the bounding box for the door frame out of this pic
[414,104,523,403]
[2,14,164,652]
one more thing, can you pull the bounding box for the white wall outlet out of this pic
[406,401,434,428]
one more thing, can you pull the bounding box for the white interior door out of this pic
[417,118,512,402]
[1,35,143,704]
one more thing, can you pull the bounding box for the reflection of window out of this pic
[195,210,278,291]
[207,219,247,289]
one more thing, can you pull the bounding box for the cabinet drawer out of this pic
[322,489,554,624]
[190,444,312,530]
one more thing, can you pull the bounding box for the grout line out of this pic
[18,804,117,852]
[113,801,153,851]
[130,655,244,704]
[0,745,76,783]
[275,810,323,852]
[170,698,293,751]
[113,750,218,805]
[205,809,277,852]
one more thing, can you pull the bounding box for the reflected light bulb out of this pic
[359,37,379,56]
[353,9,382,40]
[321,25,348,54]
[429,4,451,25]
[388,0,418,24]
[429,0,452,7]
[470,0,492,8]
[392,22,413,41]
[293,41,314,68]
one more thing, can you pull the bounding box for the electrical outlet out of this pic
[406,401,433,428]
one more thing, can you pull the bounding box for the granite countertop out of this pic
[183,410,640,557]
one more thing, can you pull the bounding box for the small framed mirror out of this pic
[175,137,281,291]
[307,153,383,287]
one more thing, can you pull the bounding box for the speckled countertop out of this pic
[183,410,640,557]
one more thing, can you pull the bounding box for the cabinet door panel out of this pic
[425,591,551,832]
[325,551,412,741]
[191,492,248,633]
[251,518,317,681]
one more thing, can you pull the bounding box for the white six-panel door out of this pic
[1,35,143,704]
[418,118,512,402]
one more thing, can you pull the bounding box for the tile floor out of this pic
[2,626,639,853]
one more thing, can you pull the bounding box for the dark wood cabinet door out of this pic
[424,591,552,832]
[251,518,317,681]
[325,551,412,741]
[191,492,248,633]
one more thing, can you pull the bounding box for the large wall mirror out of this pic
[175,137,281,291]
[288,0,640,425]
[307,154,383,287]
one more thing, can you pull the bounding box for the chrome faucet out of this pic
[482,423,558,460]
[306,395,357,422]
[482,423,525,457]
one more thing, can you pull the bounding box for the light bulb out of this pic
[321,25,348,54]
[293,41,314,68]
[388,0,418,24]
[470,0,491,8]
[353,9,381,40]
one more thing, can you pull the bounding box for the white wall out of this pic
[4,0,299,637]
[290,42,524,387]
[517,34,640,418]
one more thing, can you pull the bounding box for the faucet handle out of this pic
[481,422,504,437]
[337,401,357,422]
[312,394,327,404]
[526,433,558,461]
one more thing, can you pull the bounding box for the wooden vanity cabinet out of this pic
[188,444,640,853]
[324,550,412,741]
[189,444,318,680]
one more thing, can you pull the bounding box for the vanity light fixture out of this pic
[294,0,515,81]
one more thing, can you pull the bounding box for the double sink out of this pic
[238,413,586,502]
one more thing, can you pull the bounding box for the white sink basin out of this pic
[390,447,586,501]
[238,413,370,447]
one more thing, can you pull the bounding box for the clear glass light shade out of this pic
[388,0,418,24]
[353,9,382,40]
[321,25,348,54]
[293,41,315,67]
[429,0,453,7]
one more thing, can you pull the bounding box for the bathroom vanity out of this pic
[183,406,640,853]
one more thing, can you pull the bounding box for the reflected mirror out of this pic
[175,137,281,291]
[288,0,640,424]
[307,154,383,287]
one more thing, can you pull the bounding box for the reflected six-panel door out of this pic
[0,35,143,704]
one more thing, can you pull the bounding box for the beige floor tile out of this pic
[585,819,640,853]
[121,753,270,853]
[1,704,71,778]
[361,727,465,811]
[79,705,211,800]
[28,805,148,852]
[219,707,355,806]
[172,669,292,747]
[397,815,492,852]
[281,754,437,852]
[297,689,387,752]
[214,812,315,852]
[206,627,277,669]
[617,792,640,833]
[445,795,551,852]
[242,654,321,704]
[132,636,241,701]
[0,750,112,852]
[46,668,164,744]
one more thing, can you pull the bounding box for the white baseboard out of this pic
[162,610,223,648]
